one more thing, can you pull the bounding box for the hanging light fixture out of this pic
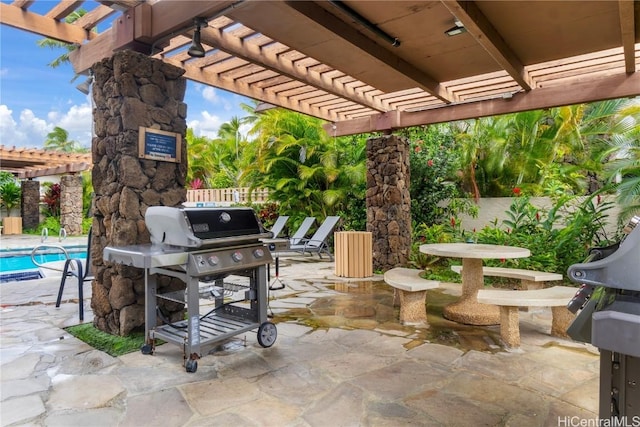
[444,19,466,37]
[76,72,94,95]
[188,17,208,58]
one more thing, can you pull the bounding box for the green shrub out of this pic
[410,195,622,282]
[0,179,21,216]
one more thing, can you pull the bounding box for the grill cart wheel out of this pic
[257,322,277,347]
[140,344,153,355]
[185,359,198,373]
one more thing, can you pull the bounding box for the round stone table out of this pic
[419,243,531,325]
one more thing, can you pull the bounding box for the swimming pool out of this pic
[0,247,86,283]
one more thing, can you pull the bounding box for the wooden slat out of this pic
[0,2,93,44]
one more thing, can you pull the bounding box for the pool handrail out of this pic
[40,227,67,243]
[30,244,72,273]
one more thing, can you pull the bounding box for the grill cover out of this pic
[145,206,271,248]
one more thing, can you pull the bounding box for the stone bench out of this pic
[477,286,578,347]
[451,265,563,290]
[383,267,440,326]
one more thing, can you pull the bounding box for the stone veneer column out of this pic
[21,179,40,230]
[91,50,188,336]
[60,175,83,235]
[366,135,412,271]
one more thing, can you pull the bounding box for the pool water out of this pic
[1,252,85,271]
[0,249,86,283]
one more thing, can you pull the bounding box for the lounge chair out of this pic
[289,216,340,260]
[56,228,94,321]
[269,215,289,238]
[289,217,316,245]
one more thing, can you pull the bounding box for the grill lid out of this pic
[145,206,272,248]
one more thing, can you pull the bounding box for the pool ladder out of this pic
[30,228,72,273]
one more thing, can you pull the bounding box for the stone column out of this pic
[366,135,412,271]
[60,175,83,235]
[21,179,40,230]
[91,50,188,336]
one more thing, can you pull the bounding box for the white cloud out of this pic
[53,102,93,149]
[188,110,224,140]
[201,86,219,104]
[0,105,50,148]
[0,101,92,149]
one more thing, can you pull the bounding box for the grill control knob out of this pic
[253,248,265,258]
[232,251,244,262]
[207,255,220,266]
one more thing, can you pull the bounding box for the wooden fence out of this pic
[186,188,270,204]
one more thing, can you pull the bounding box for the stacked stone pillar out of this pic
[20,180,40,230]
[366,135,412,271]
[60,175,83,235]
[91,50,188,336]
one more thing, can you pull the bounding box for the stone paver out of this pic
[0,235,602,426]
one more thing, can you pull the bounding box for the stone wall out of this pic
[366,135,412,271]
[21,180,39,230]
[91,50,188,336]
[60,175,83,235]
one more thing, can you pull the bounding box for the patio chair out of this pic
[56,228,94,321]
[289,217,316,245]
[289,216,340,260]
[269,215,289,238]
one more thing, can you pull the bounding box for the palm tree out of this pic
[597,100,640,222]
[453,116,509,200]
[241,109,365,221]
[185,129,214,186]
[37,9,89,73]
[44,126,84,152]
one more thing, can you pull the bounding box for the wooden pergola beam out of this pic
[164,58,338,122]
[618,0,637,73]
[283,1,451,103]
[442,1,532,92]
[0,2,94,44]
[328,72,640,136]
[195,25,388,113]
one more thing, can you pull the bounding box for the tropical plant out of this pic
[36,9,90,72]
[44,126,86,153]
[0,179,21,216]
[596,100,640,223]
[42,182,61,217]
[82,171,94,218]
[401,124,474,227]
[241,109,366,224]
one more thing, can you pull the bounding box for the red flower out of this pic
[500,258,506,263]
[450,217,456,227]
[414,146,422,153]
[597,194,602,205]
[513,187,521,196]
[535,212,540,221]
[427,159,434,167]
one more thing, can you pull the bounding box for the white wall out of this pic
[456,196,622,237]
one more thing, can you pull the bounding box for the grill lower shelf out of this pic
[152,313,260,350]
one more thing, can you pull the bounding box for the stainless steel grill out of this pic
[567,216,640,419]
[104,206,277,373]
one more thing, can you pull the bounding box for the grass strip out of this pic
[65,323,154,357]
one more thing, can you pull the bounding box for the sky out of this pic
[0,5,252,150]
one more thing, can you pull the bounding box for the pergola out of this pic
[0,145,92,179]
[1,0,639,137]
